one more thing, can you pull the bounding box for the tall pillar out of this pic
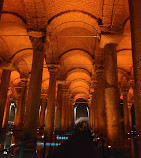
[0,69,11,131]
[39,95,47,130]
[128,1,141,156]
[61,90,67,132]
[55,81,64,131]
[122,89,130,135]
[14,79,27,131]
[68,98,73,129]
[2,95,12,130]
[94,91,98,134]
[89,104,93,129]
[91,80,98,133]
[65,94,70,130]
[23,33,45,139]
[92,82,97,132]
[128,103,133,132]
[71,100,74,127]
[45,65,58,139]
[104,44,123,146]
[95,64,107,138]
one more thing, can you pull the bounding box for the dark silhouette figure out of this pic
[51,123,98,158]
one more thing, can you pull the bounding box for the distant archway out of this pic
[74,98,89,124]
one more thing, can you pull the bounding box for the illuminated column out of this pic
[69,98,73,128]
[23,33,45,139]
[92,81,97,132]
[71,100,75,127]
[122,89,130,135]
[128,1,141,156]
[2,94,12,130]
[95,64,107,138]
[89,95,93,129]
[128,103,133,132]
[39,95,47,130]
[61,89,67,131]
[91,80,98,133]
[65,94,70,130]
[55,81,64,131]
[0,69,11,131]
[14,79,27,132]
[45,65,58,139]
[104,44,123,145]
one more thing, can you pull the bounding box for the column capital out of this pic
[128,103,132,109]
[20,78,28,87]
[56,80,65,85]
[47,64,59,75]
[41,94,48,99]
[29,33,46,52]
[121,88,129,96]
[27,30,46,38]
[62,88,68,95]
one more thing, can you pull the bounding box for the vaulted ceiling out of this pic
[0,0,133,102]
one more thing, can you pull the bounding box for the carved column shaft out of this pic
[128,103,133,132]
[45,66,58,139]
[14,80,27,131]
[2,95,12,129]
[122,90,130,135]
[39,96,47,129]
[68,99,73,128]
[104,44,123,145]
[95,65,107,138]
[55,82,63,131]
[61,90,67,131]
[23,35,45,139]
[129,0,141,156]
[0,70,11,130]
[65,94,70,130]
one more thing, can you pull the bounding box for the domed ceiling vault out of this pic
[0,0,134,101]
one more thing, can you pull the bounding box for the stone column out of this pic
[23,33,45,140]
[104,44,123,145]
[39,95,47,130]
[122,89,130,135]
[14,80,27,132]
[65,94,70,130]
[68,98,73,129]
[95,64,107,138]
[45,65,58,139]
[61,90,67,132]
[92,82,97,132]
[88,94,92,129]
[128,1,141,156]
[90,90,96,132]
[55,81,64,131]
[128,103,133,132]
[71,100,74,128]
[0,69,11,131]
[2,95,12,130]
[91,80,98,132]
